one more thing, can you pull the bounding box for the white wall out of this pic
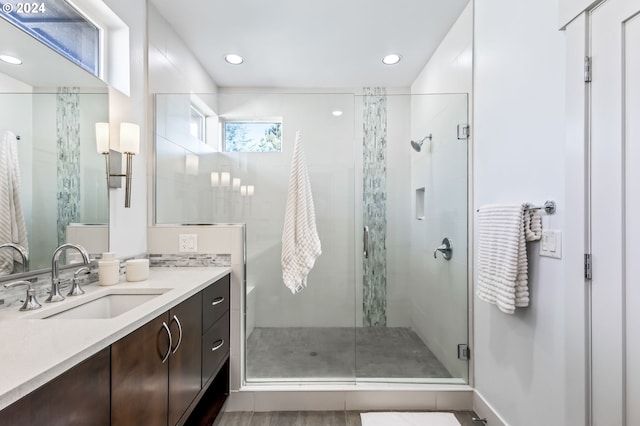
[103,0,147,258]
[473,0,567,425]
[408,2,472,381]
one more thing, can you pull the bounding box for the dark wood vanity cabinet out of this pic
[111,291,204,426]
[168,292,203,426]
[111,313,170,425]
[111,274,230,426]
[0,273,230,426]
[0,347,111,426]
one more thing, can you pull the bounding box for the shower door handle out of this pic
[363,226,369,259]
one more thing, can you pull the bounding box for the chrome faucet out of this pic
[47,243,91,303]
[0,243,29,272]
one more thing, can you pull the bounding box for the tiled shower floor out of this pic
[246,327,452,380]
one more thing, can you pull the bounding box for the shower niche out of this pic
[416,187,426,221]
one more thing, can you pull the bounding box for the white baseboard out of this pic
[473,390,508,426]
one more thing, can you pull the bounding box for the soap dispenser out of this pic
[98,252,120,286]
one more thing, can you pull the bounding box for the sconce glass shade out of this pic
[96,122,110,154]
[120,123,140,154]
[232,178,241,190]
[211,172,219,187]
[185,154,199,175]
[247,185,255,196]
[220,172,231,187]
[240,185,247,196]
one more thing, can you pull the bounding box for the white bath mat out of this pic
[360,412,461,426]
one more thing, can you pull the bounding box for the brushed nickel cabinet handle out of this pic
[211,297,225,306]
[170,315,183,354]
[211,339,224,352]
[161,322,172,363]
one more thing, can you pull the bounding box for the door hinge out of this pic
[584,56,592,83]
[584,253,592,280]
[457,124,470,140]
[458,344,470,360]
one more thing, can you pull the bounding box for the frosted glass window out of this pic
[223,121,282,152]
[0,0,100,75]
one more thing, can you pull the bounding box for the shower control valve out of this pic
[434,237,453,260]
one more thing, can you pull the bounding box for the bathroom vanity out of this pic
[0,267,231,425]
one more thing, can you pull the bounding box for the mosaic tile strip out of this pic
[56,87,81,248]
[149,253,232,268]
[362,87,387,327]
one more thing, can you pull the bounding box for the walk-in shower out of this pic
[154,90,469,385]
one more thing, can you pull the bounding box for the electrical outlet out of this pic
[179,234,198,253]
[539,230,562,259]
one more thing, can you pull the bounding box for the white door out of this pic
[591,1,640,424]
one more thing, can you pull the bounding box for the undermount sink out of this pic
[42,290,170,320]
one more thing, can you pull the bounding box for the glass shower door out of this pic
[356,92,469,383]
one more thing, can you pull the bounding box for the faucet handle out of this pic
[4,280,41,311]
[68,267,91,296]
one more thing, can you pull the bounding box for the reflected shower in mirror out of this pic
[0,17,110,275]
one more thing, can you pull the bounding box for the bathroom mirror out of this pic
[0,18,109,277]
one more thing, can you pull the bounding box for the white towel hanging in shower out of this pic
[0,130,28,275]
[476,203,542,314]
[281,130,322,294]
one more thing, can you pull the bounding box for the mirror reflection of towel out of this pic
[281,130,321,294]
[0,131,28,275]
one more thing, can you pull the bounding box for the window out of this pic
[190,105,205,142]
[0,0,101,75]
[223,120,282,153]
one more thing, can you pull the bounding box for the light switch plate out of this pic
[539,230,562,259]
[179,234,198,253]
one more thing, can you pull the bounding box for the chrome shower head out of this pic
[410,134,432,152]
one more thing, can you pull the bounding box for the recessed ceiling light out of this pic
[332,110,343,117]
[0,54,22,65]
[224,54,244,65]
[382,54,401,65]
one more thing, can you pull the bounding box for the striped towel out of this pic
[476,203,542,314]
[0,130,28,275]
[281,131,321,294]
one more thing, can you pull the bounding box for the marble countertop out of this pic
[0,266,231,410]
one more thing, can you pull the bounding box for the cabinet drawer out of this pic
[202,274,230,332]
[202,313,230,385]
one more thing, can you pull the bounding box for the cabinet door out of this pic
[0,347,110,426]
[111,313,170,426]
[168,292,203,426]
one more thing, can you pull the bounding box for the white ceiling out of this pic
[150,0,470,88]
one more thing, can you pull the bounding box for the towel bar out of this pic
[476,200,556,214]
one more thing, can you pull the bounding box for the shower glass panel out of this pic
[154,91,469,385]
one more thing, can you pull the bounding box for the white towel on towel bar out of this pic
[0,130,28,275]
[281,131,322,294]
[476,203,542,314]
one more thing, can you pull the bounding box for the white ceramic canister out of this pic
[125,259,149,282]
[98,252,120,286]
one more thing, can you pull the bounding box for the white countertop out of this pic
[0,267,231,410]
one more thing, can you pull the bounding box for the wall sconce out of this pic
[211,172,219,187]
[232,177,241,191]
[185,154,199,175]
[95,122,140,208]
[220,172,231,188]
